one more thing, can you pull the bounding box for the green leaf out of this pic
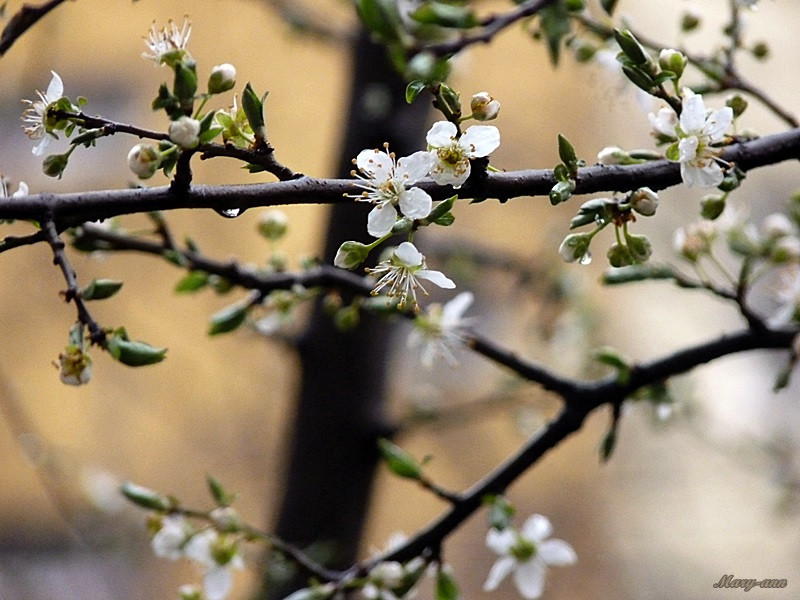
[594,346,631,384]
[621,65,655,92]
[163,248,189,267]
[175,271,209,293]
[436,569,460,600]
[357,0,402,41]
[433,212,455,226]
[107,336,167,367]
[411,2,479,28]
[600,426,617,462]
[80,278,123,301]
[377,438,422,480]
[425,195,457,223]
[613,29,650,66]
[405,80,426,104]
[557,133,578,170]
[242,82,267,139]
[483,494,515,531]
[601,263,676,284]
[538,4,571,65]
[207,474,235,507]
[120,481,172,511]
[173,60,198,111]
[208,303,248,336]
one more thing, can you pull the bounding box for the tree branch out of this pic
[5,127,800,226]
[0,0,70,56]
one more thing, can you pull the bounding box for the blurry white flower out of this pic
[673,220,717,261]
[151,514,190,561]
[184,529,244,600]
[761,213,794,240]
[484,514,577,600]
[427,121,500,187]
[0,175,28,198]
[362,561,406,600]
[408,291,474,368]
[367,242,455,310]
[647,107,678,139]
[350,146,434,238]
[21,71,64,156]
[770,266,800,326]
[143,18,192,66]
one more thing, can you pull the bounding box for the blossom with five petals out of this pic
[407,291,474,368]
[484,514,577,600]
[184,528,245,600]
[426,121,500,187]
[367,242,455,310]
[21,71,64,156]
[350,146,435,238]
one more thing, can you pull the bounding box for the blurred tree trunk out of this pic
[256,29,430,600]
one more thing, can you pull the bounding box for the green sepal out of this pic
[436,569,460,600]
[120,481,173,511]
[483,494,515,531]
[175,271,209,293]
[208,303,249,336]
[80,278,123,301]
[377,438,422,480]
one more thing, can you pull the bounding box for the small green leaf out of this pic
[411,2,479,28]
[557,134,578,170]
[163,249,189,267]
[107,336,167,366]
[621,65,655,92]
[120,481,172,511]
[613,29,650,66]
[175,271,209,293]
[538,4,571,65]
[601,264,676,284]
[173,60,198,111]
[80,278,123,301]
[208,303,248,336]
[207,474,235,507]
[357,0,402,41]
[664,142,680,162]
[433,212,455,226]
[436,569,460,600]
[242,82,267,139]
[377,438,422,480]
[600,426,617,462]
[405,80,426,104]
[594,346,631,384]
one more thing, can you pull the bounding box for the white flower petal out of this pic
[521,514,552,543]
[394,242,424,267]
[648,108,677,137]
[32,136,51,156]
[13,182,28,197]
[486,527,516,555]
[396,151,434,183]
[512,559,546,600]
[538,539,577,566]
[442,291,473,324]
[46,71,64,101]
[677,136,699,162]
[204,565,233,600]
[356,149,393,180]
[426,121,458,147]
[704,107,733,142]
[483,556,516,591]
[398,187,432,220]
[680,94,707,134]
[184,529,216,566]
[367,203,398,238]
[461,125,500,157]
[417,269,455,289]
[430,161,471,187]
[680,161,723,187]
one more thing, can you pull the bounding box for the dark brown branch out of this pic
[5,127,800,226]
[0,0,70,56]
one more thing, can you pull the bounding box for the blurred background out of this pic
[0,1,798,598]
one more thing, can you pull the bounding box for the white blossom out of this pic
[184,529,244,600]
[0,176,28,198]
[426,121,500,187]
[761,213,794,240]
[367,242,455,310]
[770,265,800,326]
[669,92,733,187]
[151,514,190,561]
[350,146,434,238]
[484,514,577,600]
[21,71,64,156]
[169,116,201,149]
[647,107,678,139]
[470,92,500,121]
[408,291,474,368]
[143,17,192,66]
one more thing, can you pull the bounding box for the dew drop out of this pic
[216,208,242,218]
[579,251,592,266]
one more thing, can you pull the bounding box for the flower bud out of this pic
[770,236,800,264]
[658,49,687,78]
[334,241,370,270]
[42,153,70,179]
[751,41,769,60]
[470,92,500,121]
[680,10,701,32]
[558,233,591,263]
[168,116,201,149]
[258,209,289,241]
[700,194,726,220]
[208,63,237,94]
[630,187,659,216]
[626,233,653,262]
[128,143,162,179]
[725,94,748,118]
[607,242,633,267]
[597,146,629,165]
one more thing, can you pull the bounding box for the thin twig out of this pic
[0,0,70,56]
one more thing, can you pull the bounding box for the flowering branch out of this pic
[3,127,799,226]
[0,0,70,56]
